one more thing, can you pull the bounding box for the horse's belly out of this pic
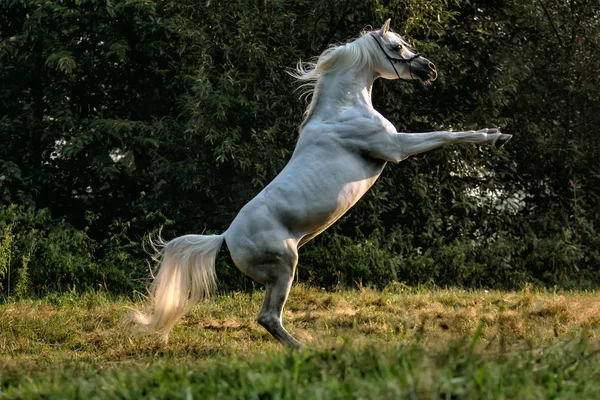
[295,176,378,245]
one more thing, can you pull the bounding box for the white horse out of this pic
[132,19,511,347]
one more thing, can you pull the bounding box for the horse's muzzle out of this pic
[414,58,437,82]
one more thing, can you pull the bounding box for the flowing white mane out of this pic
[291,28,410,130]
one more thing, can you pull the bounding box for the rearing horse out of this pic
[132,19,511,347]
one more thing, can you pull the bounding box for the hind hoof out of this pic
[494,134,512,149]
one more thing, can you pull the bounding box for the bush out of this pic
[0,205,139,295]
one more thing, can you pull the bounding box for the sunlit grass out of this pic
[1,285,599,398]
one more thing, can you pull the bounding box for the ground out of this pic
[1,284,599,398]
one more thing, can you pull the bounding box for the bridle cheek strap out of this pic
[371,34,421,80]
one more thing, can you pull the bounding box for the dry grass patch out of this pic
[0,285,599,373]
[1,286,600,399]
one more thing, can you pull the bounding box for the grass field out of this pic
[1,284,600,399]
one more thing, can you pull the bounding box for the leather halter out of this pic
[371,34,421,79]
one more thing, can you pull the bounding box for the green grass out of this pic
[1,285,600,399]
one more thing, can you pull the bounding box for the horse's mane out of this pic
[290,28,410,131]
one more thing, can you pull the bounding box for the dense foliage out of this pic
[0,0,599,295]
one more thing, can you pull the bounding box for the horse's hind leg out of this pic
[258,273,302,348]
[227,234,302,348]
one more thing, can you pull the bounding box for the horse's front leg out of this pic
[369,128,512,162]
[397,128,512,160]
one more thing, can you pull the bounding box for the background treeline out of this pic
[0,0,598,296]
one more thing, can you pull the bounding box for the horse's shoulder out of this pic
[368,109,397,133]
[295,108,396,158]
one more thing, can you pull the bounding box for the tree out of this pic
[1,0,598,294]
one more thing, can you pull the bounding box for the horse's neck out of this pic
[309,69,376,123]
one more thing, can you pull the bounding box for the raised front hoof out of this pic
[494,134,512,149]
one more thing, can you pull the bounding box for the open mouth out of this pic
[415,70,437,85]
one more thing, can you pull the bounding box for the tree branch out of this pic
[536,0,563,46]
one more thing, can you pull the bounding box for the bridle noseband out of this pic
[371,34,421,80]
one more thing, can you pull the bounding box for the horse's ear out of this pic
[381,18,391,36]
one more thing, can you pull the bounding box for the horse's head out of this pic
[372,19,437,83]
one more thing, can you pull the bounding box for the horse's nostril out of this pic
[428,62,438,81]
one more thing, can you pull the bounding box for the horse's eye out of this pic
[393,45,402,52]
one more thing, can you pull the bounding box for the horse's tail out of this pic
[130,233,224,341]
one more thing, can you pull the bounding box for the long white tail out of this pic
[131,234,224,341]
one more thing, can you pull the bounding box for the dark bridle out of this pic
[371,34,421,80]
